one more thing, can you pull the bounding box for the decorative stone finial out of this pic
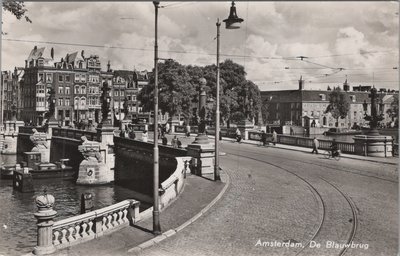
[35,188,55,211]
[198,77,207,87]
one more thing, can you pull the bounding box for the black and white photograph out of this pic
[0,1,398,255]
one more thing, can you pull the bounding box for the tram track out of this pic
[225,152,359,256]
[320,178,358,256]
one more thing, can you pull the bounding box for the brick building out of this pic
[260,78,398,129]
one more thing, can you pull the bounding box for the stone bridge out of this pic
[13,126,191,196]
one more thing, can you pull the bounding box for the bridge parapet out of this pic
[32,193,140,254]
[52,127,98,142]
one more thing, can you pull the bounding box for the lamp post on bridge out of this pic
[214,1,244,181]
[362,87,384,136]
[152,0,161,235]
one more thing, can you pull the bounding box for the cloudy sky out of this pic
[1,1,398,91]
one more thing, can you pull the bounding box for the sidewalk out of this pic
[216,135,398,165]
[55,174,227,256]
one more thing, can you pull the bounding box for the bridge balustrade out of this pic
[248,131,356,154]
[18,126,46,134]
[52,127,98,142]
[51,199,140,249]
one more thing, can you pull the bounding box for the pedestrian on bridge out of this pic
[261,130,267,146]
[272,130,277,145]
[312,137,319,154]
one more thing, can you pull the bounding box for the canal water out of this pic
[0,154,150,256]
[313,130,398,143]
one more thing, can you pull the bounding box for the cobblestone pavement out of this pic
[131,140,398,256]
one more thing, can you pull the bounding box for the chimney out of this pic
[343,77,350,91]
[298,76,304,90]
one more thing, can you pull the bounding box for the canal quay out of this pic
[1,1,399,256]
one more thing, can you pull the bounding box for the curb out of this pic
[127,170,231,253]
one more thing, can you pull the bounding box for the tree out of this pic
[3,1,31,21]
[325,87,350,127]
[386,94,399,127]
[137,60,197,123]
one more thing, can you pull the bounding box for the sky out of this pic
[1,1,399,91]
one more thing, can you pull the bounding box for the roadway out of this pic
[132,139,398,256]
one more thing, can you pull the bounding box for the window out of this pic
[65,110,70,118]
[58,110,63,118]
[350,95,356,102]
[121,91,125,96]
[65,86,70,95]
[58,98,63,106]
[65,98,70,106]
[319,94,326,101]
[81,86,86,94]
[354,111,357,117]
[80,97,86,107]
[80,74,86,83]
[58,74,64,82]
[46,74,52,82]
[58,86,64,94]
[38,73,44,81]
[74,74,80,82]
[74,97,79,107]
[89,75,99,83]
[75,85,80,94]
[65,75,70,82]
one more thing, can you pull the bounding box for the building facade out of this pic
[260,78,398,129]
[17,46,156,127]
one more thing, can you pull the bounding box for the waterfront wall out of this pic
[113,136,188,200]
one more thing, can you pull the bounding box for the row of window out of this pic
[37,73,103,84]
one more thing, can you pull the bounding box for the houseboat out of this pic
[1,152,74,179]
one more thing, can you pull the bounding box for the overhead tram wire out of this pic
[3,38,397,73]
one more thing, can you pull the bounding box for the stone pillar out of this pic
[77,135,114,185]
[30,129,51,163]
[1,120,24,154]
[121,119,131,131]
[187,143,215,177]
[237,119,254,140]
[33,192,57,255]
[353,135,393,157]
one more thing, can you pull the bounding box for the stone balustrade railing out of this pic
[50,199,139,250]
[18,126,47,135]
[51,127,98,142]
[205,127,237,138]
[248,131,358,154]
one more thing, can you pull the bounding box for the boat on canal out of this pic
[1,152,74,179]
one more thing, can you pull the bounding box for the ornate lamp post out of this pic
[215,1,244,181]
[354,87,391,157]
[100,81,112,127]
[192,78,209,144]
[363,87,384,136]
